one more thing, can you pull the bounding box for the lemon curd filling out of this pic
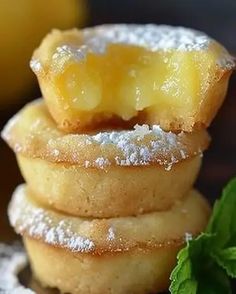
[31,25,234,132]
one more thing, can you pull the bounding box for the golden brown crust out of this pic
[29,26,234,133]
[25,236,180,294]
[1,99,210,168]
[17,154,202,217]
[8,185,210,256]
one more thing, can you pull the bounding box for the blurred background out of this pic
[0,0,236,243]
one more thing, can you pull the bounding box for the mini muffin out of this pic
[2,100,210,217]
[9,185,210,294]
[30,24,234,132]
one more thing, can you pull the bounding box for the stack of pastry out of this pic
[2,25,234,294]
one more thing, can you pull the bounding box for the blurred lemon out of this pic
[0,0,87,107]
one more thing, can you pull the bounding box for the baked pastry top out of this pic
[1,99,210,170]
[9,185,210,255]
[30,24,234,132]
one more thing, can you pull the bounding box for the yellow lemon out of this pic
[0,0,87,106]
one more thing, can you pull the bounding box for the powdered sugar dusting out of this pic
[95,157,111,169]
[2,100,209,170]
[184,232,193,242]
[84,24,234,68]
[0,243,34,293]
[8,186,95,253]
[133,124,150,139]
[83,124,189,170]
[29,59,42,73]
[33,24,235,72]
[83,24,210,53]
[107,227,115,241]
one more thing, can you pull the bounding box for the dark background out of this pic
[90,0,236,52]
[0,1,236,290]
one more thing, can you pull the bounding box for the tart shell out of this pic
[8,185,210,294]
[2,100,210,217]
[18,154,202,217]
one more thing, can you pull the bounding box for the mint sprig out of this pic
[170,177,236,294]
[213,248,236,278]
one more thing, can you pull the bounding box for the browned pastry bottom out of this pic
[2,100,210,217]
[9,185,210,294]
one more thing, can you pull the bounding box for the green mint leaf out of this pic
[213,247,236,278]
[170,177,236,293]
[175,279,198,294]
[169,245,197,294]
[169,233,232,294]
[196,260,232,294]
[170,234,210,294]
[186,235,231,294]
[206,178,236,249]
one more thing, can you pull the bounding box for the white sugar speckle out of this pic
[86,124,185,169]
[95,157,111,169]
[45,24,234,70]
[0,243,34,293]
[2,99,207,170]
[84,24,211,53]
[29,59,42,73]
[134,124,150,139]
[107,227,115,241]
[8,186,95,254]
[185,232,193,242]
[52,148,60,157]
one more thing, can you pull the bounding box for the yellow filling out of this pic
[35,33,229,131]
